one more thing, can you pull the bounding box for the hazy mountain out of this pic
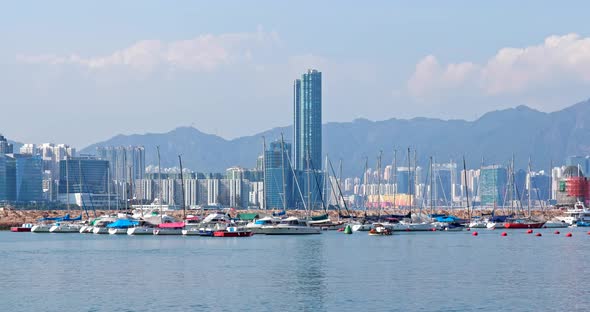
[81,99,590,176]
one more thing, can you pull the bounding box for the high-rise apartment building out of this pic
[480,165,508,206]
[264,141,293,209]
[293,69,322,171]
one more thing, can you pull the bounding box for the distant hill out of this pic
[81,99,590,175]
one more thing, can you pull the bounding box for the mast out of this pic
[414,150,418,215]
[527,157,532,218]
[262,137,267,210]
[429,156,433,216]
[463,156,470,220]
[280,134,287,211]
[377,151,383,219]
[393,149,397,210]
[323,155,328,210]
[407,147,412,214]
[124,151,128,211]
[179,155,186,220]
[157,146,162,223]
[306,150,312,213]
[66,155,70,212]
[363,157,368,217]
[107,164,111,214]
[78,158,89,218]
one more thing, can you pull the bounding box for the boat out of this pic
[197,213,230,236]
[503,219,545,229]
[575,220,590,227]
[558,201,590,225]
[213,226,253,237]
[127,226,155,235]
[11,223,33,232]
[443,222,465,231]
[153,222,185,235]
[49,222,83,233]
[350,222,372,232]
[543,220,569,228]
[31,223,53,233]
[245,216,281,234]
[368,224,392,236]
[107,219,139,234]
[258,217,321,235]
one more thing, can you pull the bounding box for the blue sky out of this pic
[2,1,590,147]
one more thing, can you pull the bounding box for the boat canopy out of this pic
[158,222,185,228]
[107,219,139,228]
[435,216,461,223]
[272,210,286,217]
[237,213,259,221]
[310,214,329,221]
[63,214,82,221]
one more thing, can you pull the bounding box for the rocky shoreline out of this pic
[0,208,564,230]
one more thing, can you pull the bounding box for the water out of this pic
[1,229,589,312]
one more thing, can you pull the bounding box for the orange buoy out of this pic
[501,232,507,236]
[535,233,542,237]
[472,231,478,236]
[554,231,560,235]
[566,233,573,237]
[526,229,533,234]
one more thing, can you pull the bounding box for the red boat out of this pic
[213,226,253,237]
[504,220,545,229]
[11,224,33,232]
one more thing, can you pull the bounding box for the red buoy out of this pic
[566,233,573,237]
[526,229,533,234]
[501,232,507,236]
[535,233,542,237]
[554,231,560,235]
[431,228,437,232]
[472,231,478,236]
[587,231,590,235]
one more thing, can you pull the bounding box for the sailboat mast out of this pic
[280,134,287,211]
[363,157,368,216]
[528,157,532,218]
[262,136,267,210]
[463,156,470,220]
[306,150,311,212]
[393,149,397,210]
[407,147,412,214]
[157,146,162,223]
[65,155,70,212]
[429,156,433,216]
[377,151,382,218]
[107,164,111,214]
[179,155,186,220]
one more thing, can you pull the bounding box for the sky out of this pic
[2,0,590,148]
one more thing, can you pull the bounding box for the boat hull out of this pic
[127,227,153,235]
[11,227,31,232]
[258,226,321,235]
[153,228,184,235]
[31,224,52,233]
[93,227,109,234]
[504,222,545,229]
[213,231,253,237]
[108,228,128,235]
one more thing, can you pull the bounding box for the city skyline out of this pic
[3,1,590,146]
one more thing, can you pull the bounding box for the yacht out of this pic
[107,219,139,235]
[245,216,281,234]
[197,213,230,236]
[557,201,590,225]
[153,222,185,235]
[49,222,83,233]
[258,217,321,235]
[31,223,53,233]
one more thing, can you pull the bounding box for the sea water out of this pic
[0,229,588,312]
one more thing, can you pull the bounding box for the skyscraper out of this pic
[264,141,293,209]
[0,134,13,154]
[294,69,322,171]
[480,165,508,206]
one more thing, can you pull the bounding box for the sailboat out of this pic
[504,158,545,229]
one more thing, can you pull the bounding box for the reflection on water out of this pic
[1,230,590,311]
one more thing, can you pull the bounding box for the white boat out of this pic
[127,226,154,235]
[153,224,184,235]
[49,222,83,233]
[351,223,373,232]
[31,224,53,233]
[93,226,109,234]
[258,217,321,235]
[396,221,435,231]
[108,228,128,235]
[245,216,281,234]
[468,220,488,228]
[181,227,201,236]
[543,220,569,228]
[557,201,590,225]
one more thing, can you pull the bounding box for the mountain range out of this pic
[78,98,590,176]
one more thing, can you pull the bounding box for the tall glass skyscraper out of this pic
[264,141,293,209]
[294,69,322,171]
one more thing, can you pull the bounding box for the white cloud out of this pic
[17,28,279,73]
[407,33,590,100]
